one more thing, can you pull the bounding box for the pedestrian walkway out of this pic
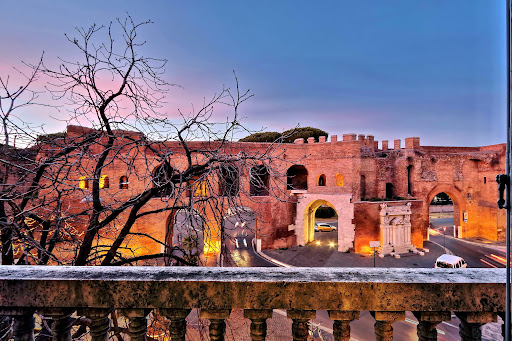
[262,240,447,268]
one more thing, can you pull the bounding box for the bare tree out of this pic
[0,15,292,269]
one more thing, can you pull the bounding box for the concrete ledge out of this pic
[0,266,505,312]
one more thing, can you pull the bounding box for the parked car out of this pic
[314,223,337,232]
[434,254,467,268]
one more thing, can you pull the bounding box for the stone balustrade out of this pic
[0,266,505,341]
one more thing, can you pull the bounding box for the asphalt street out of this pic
[429,217,506,268]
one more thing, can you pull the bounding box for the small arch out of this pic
[287,165,308,190]
[219,164,239,197]
[335,173,344,187]
[79,176,89,189]
[317,174,326,186]
[250,165,269,196]
[119,176,129,189]
[153,163,175,197]
[99,175,110,189]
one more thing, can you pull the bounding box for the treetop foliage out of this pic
[240,127,328,143]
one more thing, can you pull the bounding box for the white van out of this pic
[434,254,468,268]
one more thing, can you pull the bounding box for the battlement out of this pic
[292,133,421,150]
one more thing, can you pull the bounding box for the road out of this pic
[221,216,502,339]
[430,217,506,268]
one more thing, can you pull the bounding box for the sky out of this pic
[0,1,507,146]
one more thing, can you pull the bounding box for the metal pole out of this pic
[373,248,376,267]
[506,1,511,339]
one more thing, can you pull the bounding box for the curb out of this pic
[427,240,454,255]
[251,239,293,268]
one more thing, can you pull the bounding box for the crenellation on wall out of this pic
[394,139,401,149]
[343,133,356,141]
[294,138,305,144]
[307,137,315,144]
[405,137,420,149]
[382,140,389,150]
[331,135,338,143]
[319,136,326,143]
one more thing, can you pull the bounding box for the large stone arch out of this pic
[166,209,206,263]
[425,184,465,229]
[294,193,354,252]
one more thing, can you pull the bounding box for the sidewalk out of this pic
[262,237,446,268]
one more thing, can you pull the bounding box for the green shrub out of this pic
[239,131,282,142]
[281,127,328,143]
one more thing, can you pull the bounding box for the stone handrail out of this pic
[0,266,506,341]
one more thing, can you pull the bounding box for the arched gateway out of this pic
[293,194,355,252]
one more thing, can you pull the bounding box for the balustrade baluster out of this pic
[328,310,359,341]
[2,309,35,341]
[77,308,112,341]
[371,311,405,341]
[39,308,75,341]
[498,312,505,339]
[200,309,230,341]
[244,309,273,341]
[455,312,496,341]
[160,309,191,341]
[119,309,151,341]
[413,311,451,341]
[287,309,316,341]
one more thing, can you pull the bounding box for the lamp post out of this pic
[442,226,447,251]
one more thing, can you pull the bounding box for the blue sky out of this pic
[0,1,506,146]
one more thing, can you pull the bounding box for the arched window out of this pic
[99,175,110,189]
[317,174,326,186]
[250,165,270,196]
[195,179,208,197]
[335,173,344,186]
[119,176,129,189]
[153,163,175,197]
[79,176,89,189]
[286,165,308,190]
[219,165,239,197]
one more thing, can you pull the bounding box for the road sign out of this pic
[369,241,380,248]
[463,211,468,223]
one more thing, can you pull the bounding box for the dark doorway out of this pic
[386,183,394,199]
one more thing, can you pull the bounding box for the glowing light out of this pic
[99,175,109,189]
[329,242,335,248]
[79,176,88,189]
[203,239,221,255]
[316,241,321,245]
[361,245,372,254]
[490,254,507,265]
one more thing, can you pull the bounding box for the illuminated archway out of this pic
[426,184,465,236]
[303,199,337,244]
